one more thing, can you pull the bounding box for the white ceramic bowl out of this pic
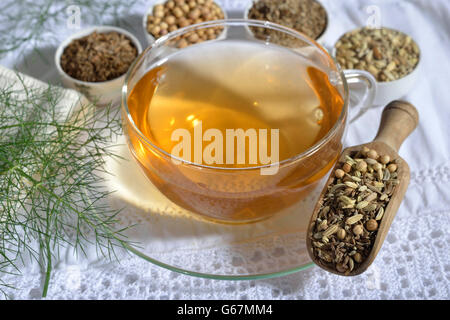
[332,31,421,107]
[55,26,142,106]
[372,59,421,106]
[142,0,228,46]
[243,0,330,45]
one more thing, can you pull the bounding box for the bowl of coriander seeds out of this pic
[143,0,227,48]
[334,27,421,106]
[244,0,329,44]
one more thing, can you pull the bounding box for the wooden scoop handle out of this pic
[374,101,419,152]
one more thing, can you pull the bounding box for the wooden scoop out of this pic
[306,101,419,276]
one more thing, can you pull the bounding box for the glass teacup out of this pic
[121,20,375,224]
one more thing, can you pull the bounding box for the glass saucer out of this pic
[105,136,320,280]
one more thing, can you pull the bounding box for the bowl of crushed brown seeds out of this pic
[55,26,142,105]
[245,0,329,44]
[143,0,227,47]
[334,27,421,106]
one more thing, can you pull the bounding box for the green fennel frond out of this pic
[0,73,132,297]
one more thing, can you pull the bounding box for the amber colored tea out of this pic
[125,40,345,223]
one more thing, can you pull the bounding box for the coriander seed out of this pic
[160,22,169,30]
[362,146,370,157]
[356,160,368,173]
[388,164,398,173]
[336,263,347,273]
[182,4,190,13]
[380,155,391,164]
[173,7,183,17]
[367,149,378,160]
[373,162,383,171]
[335,169,345,179]
[151,26,161,35]
[155,10,165,18]
[165,15,176,25]
[179,19,190,28]
[343,163,352,173]
[366,219,378,231]
[353,225,364,236]
[188,33,199,42]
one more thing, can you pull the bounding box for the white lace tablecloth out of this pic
[0,0,449,300]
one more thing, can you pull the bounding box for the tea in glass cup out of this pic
[122,20,358,223]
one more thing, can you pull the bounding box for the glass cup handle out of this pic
[343,69,378,123]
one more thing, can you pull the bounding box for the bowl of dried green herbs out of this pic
[55,26,142,105]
